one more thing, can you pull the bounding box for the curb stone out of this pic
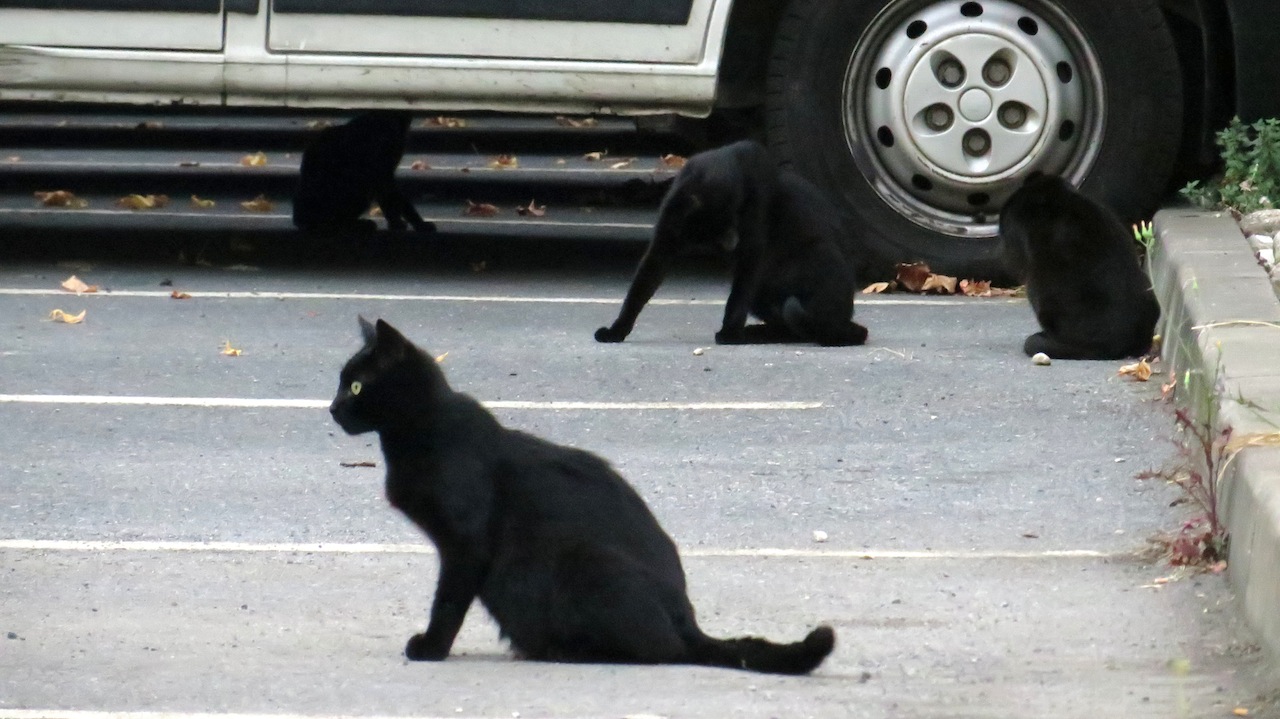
[1151,208,1280,665]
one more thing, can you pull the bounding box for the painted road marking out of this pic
[0,288,997,306]
[0,712,529,719]
[0,395,821,411]
[0,539,1117,560]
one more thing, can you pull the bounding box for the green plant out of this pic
[1131,219,1155,254]
[1179,116,1280,213]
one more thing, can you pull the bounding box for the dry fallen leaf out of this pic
[435,352,449,363]
[339,460,377,468]
[220,340,243,357]
[170,290,192,300]
[895,262,933,293]
[426,116,467,128]
[35,190,88,209]
[464,200,500,217]
[136,121,164,130]
[861,281,891,294]
[368,204,383,218]
[306,120,334,130]
[240,195,275,212]
[960,279,991,296]
[116,194,169,210]
[7,156,20,162]
[516,200,546,217]
[920,273,958,294]
[554,158,567,165]
[582,150,608,161]
[189,195,216,209]
[1233,708,1250,717]
[60,275,98,294]
[488,155,519,170]
[555,116,598,128]
[48,309,86,324]
[409,160,431,171]
[239,152,268,167]
[660,154,687,169]
[609,158,635,170]
[1118,358,1154,382]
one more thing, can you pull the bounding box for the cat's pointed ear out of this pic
[358,315,377,344]
[374,319,411,362]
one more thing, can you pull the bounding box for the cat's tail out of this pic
[686,625,835,675]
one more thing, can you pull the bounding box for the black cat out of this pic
[594,140,868,346]
[293,110,436,235]
[329,317,836,674]
[999,173,1159,360]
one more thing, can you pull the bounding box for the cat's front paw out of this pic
[594,326,627,343]
[405,633,450,661]
[714,329,745,345]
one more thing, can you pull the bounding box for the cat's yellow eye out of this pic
[350,381,363,396]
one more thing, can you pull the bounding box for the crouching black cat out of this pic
[594,140,868,346]
[330,317,836,674]
[293,110,436,235]
[998,173,1160,360]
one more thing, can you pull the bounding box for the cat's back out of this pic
[494,429,682,571]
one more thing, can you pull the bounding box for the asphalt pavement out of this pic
[1,243,1276,717]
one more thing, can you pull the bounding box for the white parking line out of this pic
[0,288,989,305]
[0,395,822,411]
[0,539,1118,560]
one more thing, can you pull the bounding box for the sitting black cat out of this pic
[999,173,1160,360]
[594,140,868,346]
[330,317,836,674]
[293,110,436,235]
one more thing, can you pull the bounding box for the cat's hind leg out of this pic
[1023,331,1115,360]
[377,187,437,234]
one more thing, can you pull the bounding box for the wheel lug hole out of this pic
[983,59,1011,87]
[962,129,991,157]
[924,104,954,131]
[998,101,1027,129]
[936,59,965,88]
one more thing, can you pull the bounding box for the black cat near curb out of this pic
[329,317,836,674]
[293,110,437,236]
[998,173,1160,360]
[594,140,869,346]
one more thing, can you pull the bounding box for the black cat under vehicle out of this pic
[0,0,1276,276]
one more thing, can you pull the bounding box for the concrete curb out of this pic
[1151,208,1280,663]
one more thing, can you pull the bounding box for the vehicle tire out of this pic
[766,0,1182,280]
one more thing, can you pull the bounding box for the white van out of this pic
[1,0,1276,275]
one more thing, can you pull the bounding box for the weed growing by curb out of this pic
[1182,116,1280,213]
[1138,373,1231,568]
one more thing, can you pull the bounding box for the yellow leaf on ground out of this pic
[861,282,891,294]
[48,309,86,324]
[189,195,216,209]
[409,160,431,171]
[239,152,268,167]
[582,150,607,161]
[60,275,98,294]
[660,154,687,169]
[1233,708,1249,716]
[116,194,169,210]
[435,352,448,363]
[240,195,275,212]
[368,204,383,218]
[488,155,519,170]
[464,200,500,217]
[35,190,88,208]
[960,279,992,296]
[220,340,243,357]
[555,116,598,128]
[921,273,958,294]
[1118,358,1154,382]
[609,158,635,170]
[426,116,467,128]
[516,200,546,217]
[170,291,192,300]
